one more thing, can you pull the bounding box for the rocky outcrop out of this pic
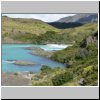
[76,31,98,59]
[27,47,53,58]
[78,78,85,86]
[14,60,36,66]
[80,31,98,48]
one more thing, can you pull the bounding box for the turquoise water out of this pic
[2,44,65,72]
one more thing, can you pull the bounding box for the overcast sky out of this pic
[2,14,75,22]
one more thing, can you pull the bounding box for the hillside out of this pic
[31,31,98,86]
[2,16,59,43]
[2,16,98,44]
[31,22,97,44]
[50,31,98,86]
[60,22,98,43]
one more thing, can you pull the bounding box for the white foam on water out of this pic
[2,60,16,64]
[46,44,68,48]
[41,44,71,51]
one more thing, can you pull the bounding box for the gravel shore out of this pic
[2,72,33,86]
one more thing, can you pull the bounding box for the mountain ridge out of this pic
[58,14,98,23]
[48,14,98,29]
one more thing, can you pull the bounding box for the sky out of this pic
[2,14,75,22]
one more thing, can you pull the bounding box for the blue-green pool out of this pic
[2,44,66,72]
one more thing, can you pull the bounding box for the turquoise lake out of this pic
[2,44,66,72]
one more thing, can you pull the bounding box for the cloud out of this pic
[2,14,75,22]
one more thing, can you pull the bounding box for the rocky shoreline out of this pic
[2,47,55,86]
[2,46,61,86]
[2,72,33,86]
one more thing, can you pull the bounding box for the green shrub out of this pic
[41,65,52,74]
[52,71,73,86]
[14,72,18,76]
[84,72,98,86]
[29,71,34,74]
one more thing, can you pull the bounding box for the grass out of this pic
[2,16,98,44]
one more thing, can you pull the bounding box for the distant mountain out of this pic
[58,14,98,24]
[49,14,98,29]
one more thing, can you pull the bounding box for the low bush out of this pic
[52,71,73,86]
[41,65,52,74]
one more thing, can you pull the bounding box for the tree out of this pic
[41,65,52,74]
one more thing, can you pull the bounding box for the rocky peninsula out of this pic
[14,60,36,66]
[26,47,54,58]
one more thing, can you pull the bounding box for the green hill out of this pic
[2,16,98,44]
[2,16,59,43]
[60,22,98,44]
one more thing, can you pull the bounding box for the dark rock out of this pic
[78,78,85,86]
[80,31,98,48]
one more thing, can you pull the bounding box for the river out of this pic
[2,44,69,72]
